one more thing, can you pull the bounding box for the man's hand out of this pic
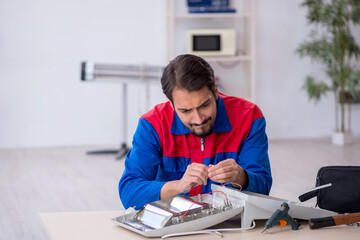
[160,163,209,199]
[179,163,209,192]
[208,159,248,189]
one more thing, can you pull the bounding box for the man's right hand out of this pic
[160,163,209,199]
[178,163,209,193]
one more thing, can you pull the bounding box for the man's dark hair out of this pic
[161,54,215,103]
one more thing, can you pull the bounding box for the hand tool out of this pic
[262,202,299,233]
[309,212,360,229]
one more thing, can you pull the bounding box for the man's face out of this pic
[171,85,218,138]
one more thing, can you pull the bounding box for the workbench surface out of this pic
[39,210,359,240]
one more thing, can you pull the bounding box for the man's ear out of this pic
[214,83,219,100]
[170,100,175,110]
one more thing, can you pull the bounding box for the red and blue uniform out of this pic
[119,93,272,209]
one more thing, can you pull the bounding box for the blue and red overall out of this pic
[119,93,272,209]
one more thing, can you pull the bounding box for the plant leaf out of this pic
[302,76,330,102]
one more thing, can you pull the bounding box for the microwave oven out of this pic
[187,29,236,57]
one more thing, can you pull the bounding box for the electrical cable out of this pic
[223,182,242,190]
[179,190,229,220]
[162,230,223,239]
[176,183,198,196]
[161,220,256,238]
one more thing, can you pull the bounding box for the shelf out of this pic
[166,0,256,102]
[204,55,252,62]
[169,12,252,19]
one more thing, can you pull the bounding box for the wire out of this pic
[223,182,242,190]
[161,220,256,238]
[162,230,222,239]
[179,190,228,220]
[177,184,198,196]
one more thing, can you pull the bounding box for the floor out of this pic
[0,138,359,240]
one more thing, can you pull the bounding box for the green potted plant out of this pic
[296,0,360,145]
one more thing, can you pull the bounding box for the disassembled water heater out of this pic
[112,184,336,237]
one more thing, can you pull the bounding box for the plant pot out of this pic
[332,130,353,146]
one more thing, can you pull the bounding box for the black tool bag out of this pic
[298,166,360,213]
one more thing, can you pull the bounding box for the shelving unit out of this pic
[166,0,256,102]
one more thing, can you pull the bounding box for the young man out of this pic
[119,54,272,209]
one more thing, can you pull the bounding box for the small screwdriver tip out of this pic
[261,228,267,234]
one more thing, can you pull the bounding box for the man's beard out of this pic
[190,117,214,138]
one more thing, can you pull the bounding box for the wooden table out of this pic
[39,210,359,240]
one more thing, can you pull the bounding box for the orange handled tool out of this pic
[309,212,360,229]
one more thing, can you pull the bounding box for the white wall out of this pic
[0,0,166,148]
[0,0,359,149]
[256,0,360,139]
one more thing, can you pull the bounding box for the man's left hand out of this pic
[208,159,248,189]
